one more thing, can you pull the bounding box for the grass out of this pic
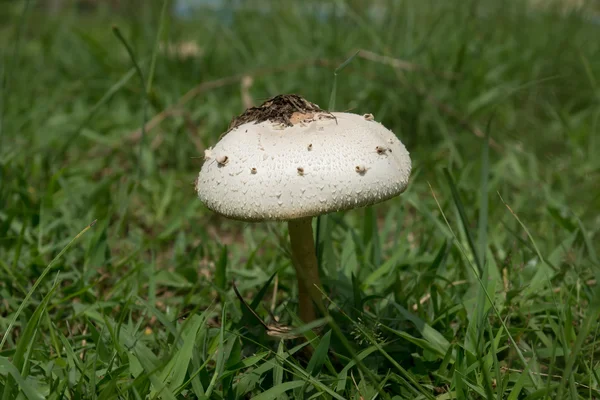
[1,0,599,398]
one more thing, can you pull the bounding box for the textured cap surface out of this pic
[197,111,411,221]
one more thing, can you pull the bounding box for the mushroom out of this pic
[196,94,411,322]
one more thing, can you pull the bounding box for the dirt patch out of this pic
[226,94,334,133]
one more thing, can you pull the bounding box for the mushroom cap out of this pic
[197,111,411,221]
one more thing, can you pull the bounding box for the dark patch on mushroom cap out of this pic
[224,94,334,136]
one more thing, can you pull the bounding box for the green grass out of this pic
[1,0,599,398]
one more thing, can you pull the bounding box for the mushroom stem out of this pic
[288,217,323,322]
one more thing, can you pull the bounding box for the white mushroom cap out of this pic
[197,111,411,221]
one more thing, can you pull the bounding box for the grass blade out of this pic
[252,381,306,400]
[216,245,228,294]
[249,270,278,311]
[273,340,285,394]
[328,50,360,111]
[205,305,228,398]
[167,314,205,393]
[306,329,332,376]
[112,25,148,181]
[478,118,493,265]
[443,169,482,274]
[363,206,382,268]
[430,184,540,389]
[1,276,59,400]
[0,357,44,400]
[0,220,97,351]
[146,0,169,94]
[557,288,600,398]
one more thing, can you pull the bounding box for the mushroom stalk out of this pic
[288,217,323,322]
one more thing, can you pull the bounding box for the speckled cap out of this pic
[196,99,411,221]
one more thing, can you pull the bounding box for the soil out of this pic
[226,94,334,133]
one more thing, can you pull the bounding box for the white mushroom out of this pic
[196,95,412,322]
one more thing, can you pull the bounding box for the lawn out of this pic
[1,0,599,398]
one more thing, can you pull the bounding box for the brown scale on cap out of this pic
[225,94,335,135]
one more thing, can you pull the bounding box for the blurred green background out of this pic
[0,0,599,398]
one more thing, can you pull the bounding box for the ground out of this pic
[0,0,599,399]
